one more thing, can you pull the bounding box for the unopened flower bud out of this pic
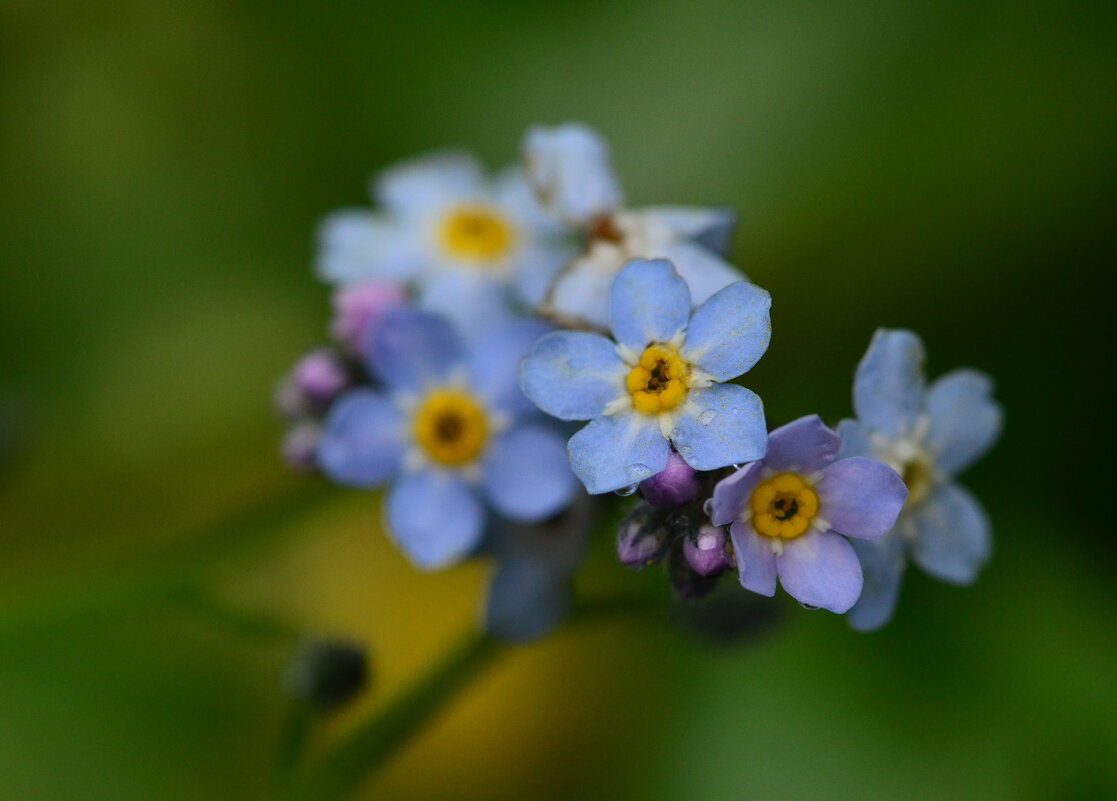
[616,508,668,567]
[639,451,699,506]
[330,280,406,354]
[684,524,732,576]
[281,422,321,472]
[293,348,351,407]
[285,637,369,711]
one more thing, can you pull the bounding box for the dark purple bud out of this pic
[293,348,351,407]
[684,525,732,576]
[285,637,369,711]
[281,422,321,472]
[330,280,406,354]
[639,451,699,506]
[616,511,667,567]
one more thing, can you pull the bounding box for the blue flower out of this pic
[523,123,743,330]
[710,415,908,613]
[317,151,576,338]
[838,329,1003,631]
[520,259,771,494]
[316,306,578,570]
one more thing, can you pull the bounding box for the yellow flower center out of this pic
[412,388,489,466]
[438,204,515,262]
[749,472,819,540]
[900,454,933,506]
[625,344,690,414]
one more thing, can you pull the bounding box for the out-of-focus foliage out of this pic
[0,1,1113,799]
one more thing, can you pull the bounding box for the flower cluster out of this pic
[280,123,1002,639]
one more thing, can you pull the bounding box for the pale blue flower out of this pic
[710,415,908,613]
[317,152,576,338]
[523,123,743,330]
[520,258,770,494]
[839,329,1003,631]
[316,306,577,570]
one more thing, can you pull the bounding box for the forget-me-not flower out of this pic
[711,415,908,613]
[838,329,1003,631]
[523,123,743,330]
[520,258,770,494]
[316,305,578,569]
[317,151,577,337]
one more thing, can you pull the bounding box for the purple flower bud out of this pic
[683,525,732,576]
[330,280,406,354]
[293,348,351,407]
[639,451,699,506]
[281,422,321,472]
[616,513,667,567]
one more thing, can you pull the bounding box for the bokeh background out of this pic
[2,1,1115,799]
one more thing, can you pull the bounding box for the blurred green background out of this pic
[2,1,1115,799]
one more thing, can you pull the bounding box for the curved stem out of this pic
[290,630,502,801]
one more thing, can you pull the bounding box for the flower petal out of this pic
[366,306,464,392]
[567,413,670,494]
[519,331,626,421]
[316,390,404,487]
[522,123,623,225]
[711,462,765,526]
[385,470,484,570]
[608,259,691,351]
[909,482,992,584]
[763,414,840,474]
[847,531,907,632]
[484,558,569,642]
[852,328,926,437]
[776,530,863,613]
[681,280,771,381]
[635,205,736,256]
[540,247,622,330]
[815,457,907,540]
[654,239,743,307]
[416,271,515,345]
[730,521,778,596]
[468,318,552,419]
[373,151,483,214]
[836,418,874,460]
[925,369,1003,476]
[670,384,767,471]
[315,211,423,285]
[482,425,577,522]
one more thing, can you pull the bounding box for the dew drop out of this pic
[626,463,652,481]
[697,410,716,426]
[702,498,714,517]
[614,484,638,497]
[798,602,820,611]
[567,358,586,371]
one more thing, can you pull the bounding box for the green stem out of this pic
[291,630,503,801]
[288,592,660,800]
[274,702,314,788]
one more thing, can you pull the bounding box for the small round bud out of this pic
[281,422,321,472]
[616,508,668,567]
[330,280,406,354]
[285,637,369,711]
[638,451,699,507]
[683,524,732,576]
[293,348,351,407]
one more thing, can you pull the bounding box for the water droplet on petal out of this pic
[626,463,651,481]
[702,498,714,517]
[567,358,586,371]
[614,484,638,497]
[697,410,716,426]
[798,602,820,611]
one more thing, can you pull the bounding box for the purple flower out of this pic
[639,451,700,506]
[711,415,907,613]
